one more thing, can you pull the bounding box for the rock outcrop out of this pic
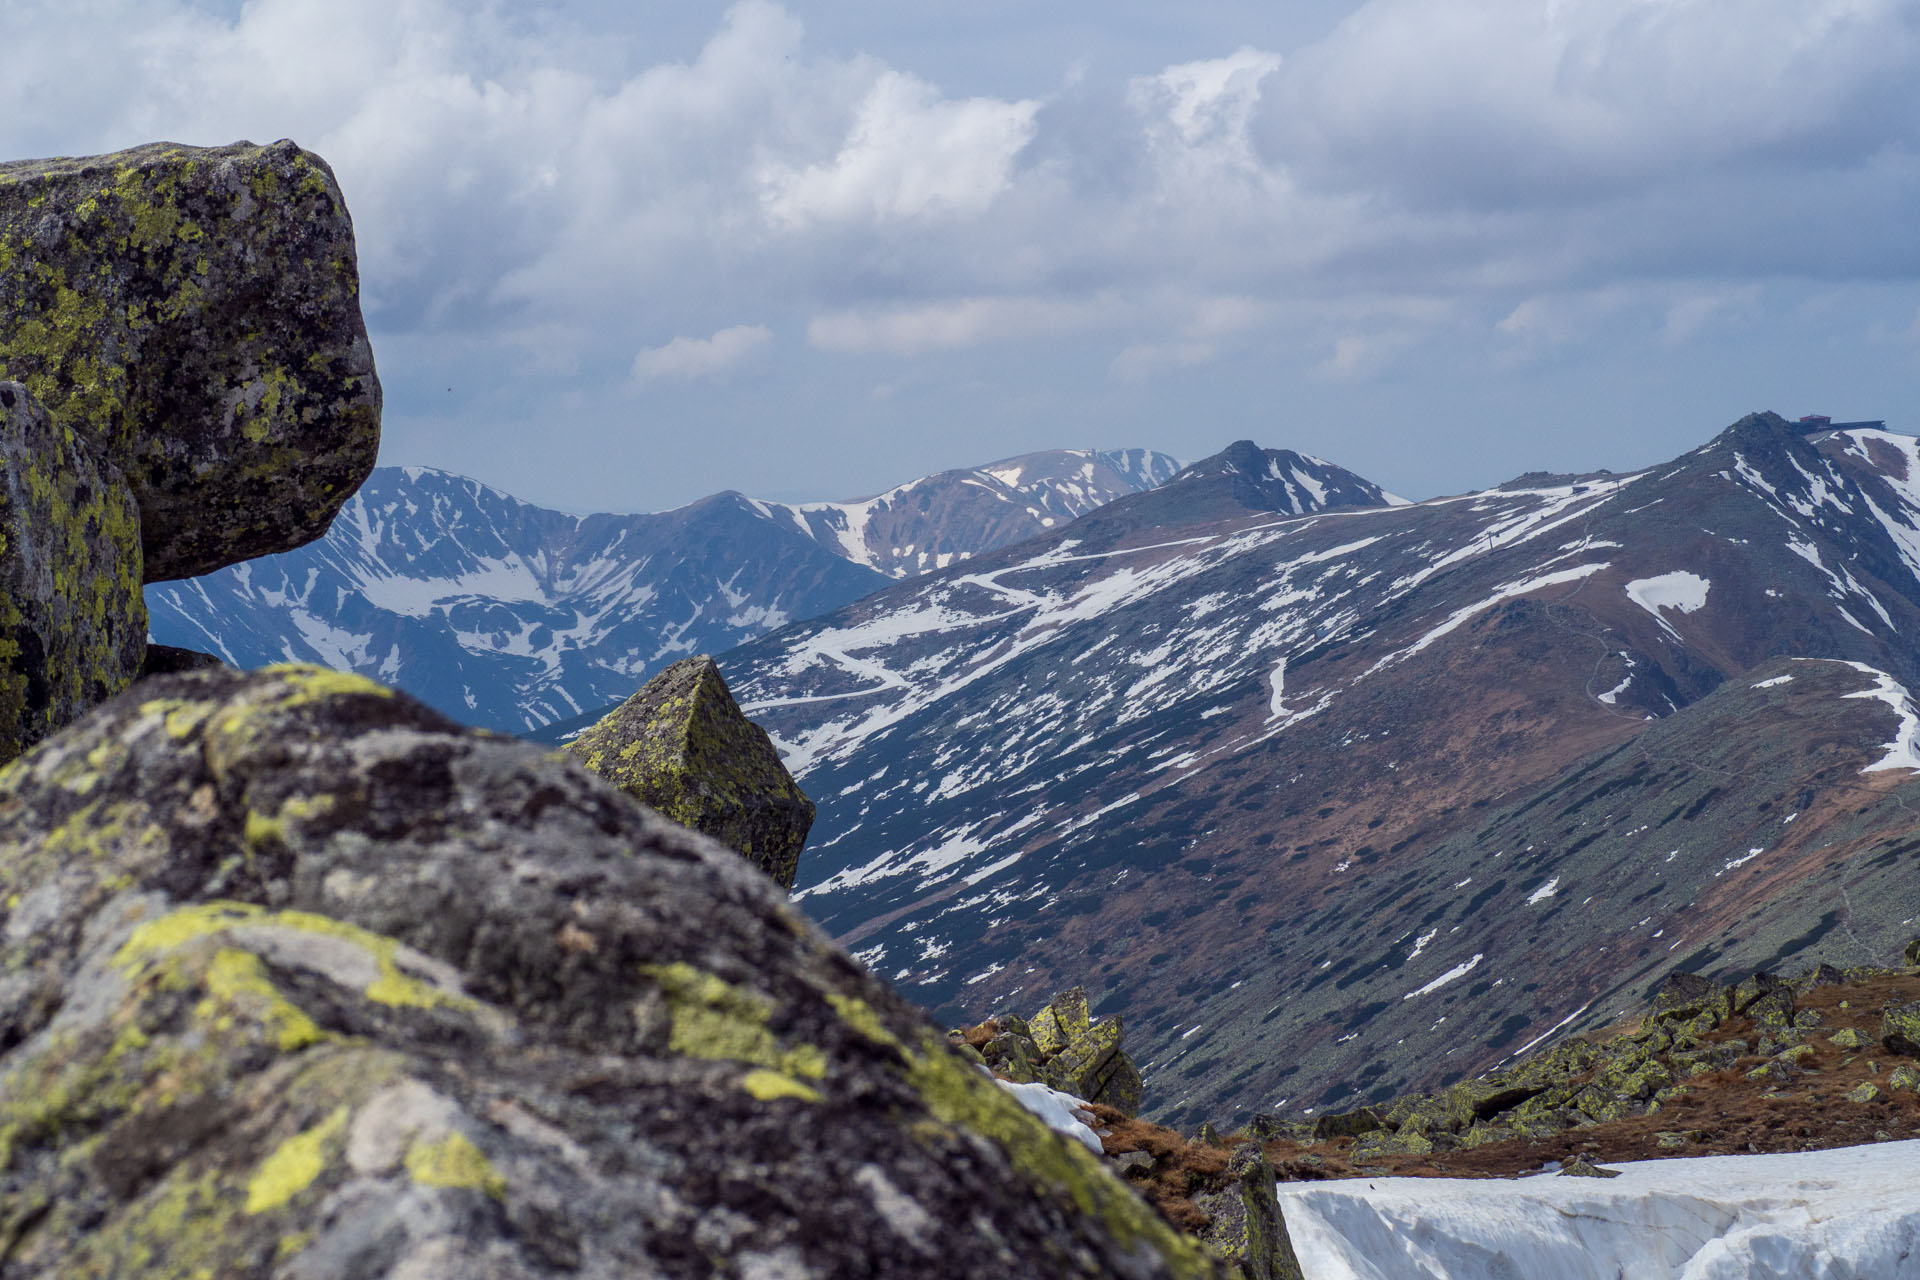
[965,988,1146,1116]
[0,381,144,760]
[566,656,814,888]
[0,666,1218,1278]
[0,140,381,582]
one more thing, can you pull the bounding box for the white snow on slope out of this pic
[1279,1140,1920,1280]
[993,1078,1103,1154]
[1838,661,1920,774]
[1625,571,1711,641]
[1369,563,1609,675]
[1402,953,1481,1000]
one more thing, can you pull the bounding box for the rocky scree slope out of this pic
[0,665,1221,1278]
[724,414,1920,1127]
[0,139,379,762]
[146,450,1181,736]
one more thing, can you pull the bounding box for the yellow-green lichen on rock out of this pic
[0,139,380,582]
[0,664,1224,1277]
[0,380,144,763]
[567,655,815,887]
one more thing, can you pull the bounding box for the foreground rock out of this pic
[0,381,144,760]
[0,140,380,581]
[567,655,814,888]
[0,666,1216,1278]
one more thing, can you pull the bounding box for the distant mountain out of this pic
[145,448,1182,733]
[762,447,1184,578]
[720,414,1920,1128]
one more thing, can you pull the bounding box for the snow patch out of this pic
[1838,661,1920,773]
[992,1078,1103,1154]
[1526,877,1560,905]
[1279,1139,1920,1280]
[1403,954,1482,1000]
[1624,572,1711,641]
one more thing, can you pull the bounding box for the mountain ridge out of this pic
[146,446,1182,733]
[721,411,1920,1127]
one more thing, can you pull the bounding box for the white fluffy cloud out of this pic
[3,0,1916,509]
[631,325,773,383]
[7,0,1912,352]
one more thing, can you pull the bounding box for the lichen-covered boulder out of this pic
[0,140,380,581]
[0,381,143,760]
[1650,971,1722,1025]
[0,666,1218,1278]
[566,655,814,888]
[1883,999,1920,1057]
[975,988,1145,1116]
[1192,1146,1304,1280]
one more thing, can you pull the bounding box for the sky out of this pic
[4,0,1918,513]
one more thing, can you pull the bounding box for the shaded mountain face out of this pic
[722,414,1920,1128]
[144,448,1179,734]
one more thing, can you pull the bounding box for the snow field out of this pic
[1279,1140,1920,1280]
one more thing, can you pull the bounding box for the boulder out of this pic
[971,988,1146,1116]
[0,666,1219,1278]
[1882,1000,1920,1057]
[567,656,814,888]
[0,381,144,760]
[1310,1107,1383,1141]
[1650,971,1722,1024]
[1192,1145,1305,1280]
[0,140,380,581]
[138,642,228,679]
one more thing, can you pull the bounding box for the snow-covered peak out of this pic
[747,447,1187,579]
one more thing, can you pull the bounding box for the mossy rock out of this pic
[1192,1145,1305,1280]
[1882,999,1920,1057]
[566,655,814,889]
[1828,1027,1871,1052]
[1649,971,1722,1025]
[0,666,1220,1278]
[0,381,145,763]
[0,140,380,581]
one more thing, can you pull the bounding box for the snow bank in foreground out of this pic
[993,1078,1103,1153]
[1278,1140,1920,1279]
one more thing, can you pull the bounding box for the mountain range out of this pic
[720,413,1920,1128]
[144,447,1180,733]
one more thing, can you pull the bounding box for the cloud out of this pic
[631,325,773,382]
[758,70,1040,226]
[8,0,1919,513]
[807,296,1108,355]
